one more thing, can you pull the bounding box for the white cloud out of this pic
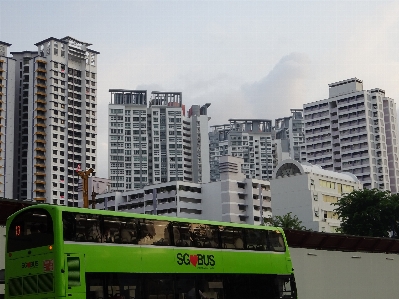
[241,52,311,121]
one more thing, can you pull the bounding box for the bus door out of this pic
[64,253,86,298]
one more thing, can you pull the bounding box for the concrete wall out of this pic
[290,247,399,299]
[271,174,316,230]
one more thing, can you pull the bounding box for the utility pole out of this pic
[91,186,98,209]
[77,168,94,208]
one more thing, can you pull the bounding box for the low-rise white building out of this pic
[271,159,362,232]
[95,156,272,225]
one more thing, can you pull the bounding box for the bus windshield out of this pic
[7,208,54,252]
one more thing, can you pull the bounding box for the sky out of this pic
[1,0,399,178]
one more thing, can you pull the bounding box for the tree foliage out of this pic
[265,212,307,230]
[334,188,399,238]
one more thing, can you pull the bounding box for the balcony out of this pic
[35,107,47,112]
[35,91,47,97]
[34,130,47,136]
[34,163,46,168]
[34,172,46,176]
[34,180,46,185]
[35,115,47,120]
[36,67,47,73]
[35,99,47,105]
[35,83,47,89]
[35,123,47,128]
[33,189,46,193]
[34,197,46,202]
[36,75,47,81]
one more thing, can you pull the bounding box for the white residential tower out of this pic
[301,78,399,192]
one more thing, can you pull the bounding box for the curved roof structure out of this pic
[273,159,360,183]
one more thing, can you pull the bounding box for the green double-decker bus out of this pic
[5,204,297,299]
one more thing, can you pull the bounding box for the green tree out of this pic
[334,188,398,237]
[265,212,306,230]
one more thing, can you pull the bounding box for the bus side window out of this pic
[138,220,170,246]
[85,214,101,243]
[220,226,244,250]
[74,214,88,242]
[172,223,192,247]
[120,219,138,244]
[268,231,286,252]
[245,229,268,251]
[62,212,76,241]
[103,216,122,243]
[190,224,219,248]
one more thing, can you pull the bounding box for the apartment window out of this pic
[54,62,58,68]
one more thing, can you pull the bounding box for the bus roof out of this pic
[8,204,283,232]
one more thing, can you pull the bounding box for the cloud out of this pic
[241,52,311,121]
[180,52,311,126]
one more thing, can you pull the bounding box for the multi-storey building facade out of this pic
[302,78,399,192]
[108,89,210,191]
[11,36,99,205]
[209,119,273,181]
[97,156,271,225]
[209,124,229,182]
[273,109,304,166]
[0,42,16,199]
[271,159,363,232]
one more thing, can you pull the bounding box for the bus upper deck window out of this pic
[8,208,54,252]
[138,220,170,246]
[220,226,244,250]
[246,229,268,251]
[172,223,192,247]
[268,231,286,252]
[190,224,219,248]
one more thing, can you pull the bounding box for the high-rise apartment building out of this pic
[108,89,210,191]
[273,109,304,166]
[11,36,99,204]
[209,119,273,182]
[302,78,399,192]
[0,41,16,199]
